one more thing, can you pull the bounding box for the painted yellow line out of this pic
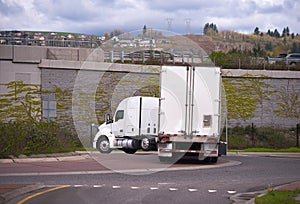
[17,185,70,204]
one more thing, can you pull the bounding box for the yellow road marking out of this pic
[17,185,70,204]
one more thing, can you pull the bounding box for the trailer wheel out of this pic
[96,136,112,154]
[204,157,218,164]
[123,148,137,154]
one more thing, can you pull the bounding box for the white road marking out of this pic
[150,187,159,190]
[169,188,178,191]
[112,186,121,189]
[74,185,83,187]
[227,190,237,194]
[208,189,217,193]
[188,189,198,192]
[158,182,174,185]
[131,186,140,189]
[93,185,104,188]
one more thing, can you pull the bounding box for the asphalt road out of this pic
[1,154,300,204]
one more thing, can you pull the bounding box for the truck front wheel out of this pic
[96,136,112,154]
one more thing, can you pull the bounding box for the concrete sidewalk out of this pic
[0,151,92,164]
[227,151,300,158]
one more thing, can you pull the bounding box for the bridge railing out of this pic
[103,50,211,65]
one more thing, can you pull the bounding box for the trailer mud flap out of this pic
[198,153,205,160]
[218,141,227,155]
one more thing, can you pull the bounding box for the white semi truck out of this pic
[93,65,226,162]
[93,96,159,154]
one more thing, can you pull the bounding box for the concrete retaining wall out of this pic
[0,45,299,130]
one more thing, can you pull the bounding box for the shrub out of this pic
[0,121,82,158]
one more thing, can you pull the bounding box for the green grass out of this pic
[229,148,300,153]
[255,189,300,204]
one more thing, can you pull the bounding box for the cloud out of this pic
[0,0,299,35]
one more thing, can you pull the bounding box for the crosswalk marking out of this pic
[131,186,140,189]
[68,184,236,195]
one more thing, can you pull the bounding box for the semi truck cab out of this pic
[93,96,159,154]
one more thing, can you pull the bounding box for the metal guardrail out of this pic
[103,50,211,65]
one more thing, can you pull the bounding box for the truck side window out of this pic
[115,110,124,122]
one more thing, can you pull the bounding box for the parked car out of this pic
[267,53,287,64]
[285,53,300,66]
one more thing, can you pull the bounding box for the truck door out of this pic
[112,109,125,137]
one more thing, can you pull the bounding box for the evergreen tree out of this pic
[286,26,290,36]
[291,33,295,39]
[282,28,287,37]
[203,23,218,35]
[274,29,280,38]
[143,25,147,36]
[254,27,260,35]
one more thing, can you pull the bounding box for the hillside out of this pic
[1,30,300,57]
[186,31,300,57]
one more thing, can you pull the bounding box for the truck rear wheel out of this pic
[96,136,112,154]
[141,137,151,151]
[204,157,218,163]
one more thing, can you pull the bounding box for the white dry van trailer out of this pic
[158,65,225,163]
[93,65,226,162]
[93,96,159,154]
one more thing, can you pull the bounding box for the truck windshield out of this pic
[115,110,124,122]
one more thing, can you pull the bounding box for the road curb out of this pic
[1,152,300,164]
[0,184,44,204]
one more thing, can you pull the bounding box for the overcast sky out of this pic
[1,0,299,35]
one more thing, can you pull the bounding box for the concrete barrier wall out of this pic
[0,45,13,60]
[13,46,47,63]
[0,45,104,63]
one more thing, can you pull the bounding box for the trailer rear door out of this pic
[159,65,221,136]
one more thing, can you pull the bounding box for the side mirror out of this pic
[106,114,113,124]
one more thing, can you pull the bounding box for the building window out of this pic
[42,94,56,121]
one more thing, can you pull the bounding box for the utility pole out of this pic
[166,18,173,31]
[185,18,191,34]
